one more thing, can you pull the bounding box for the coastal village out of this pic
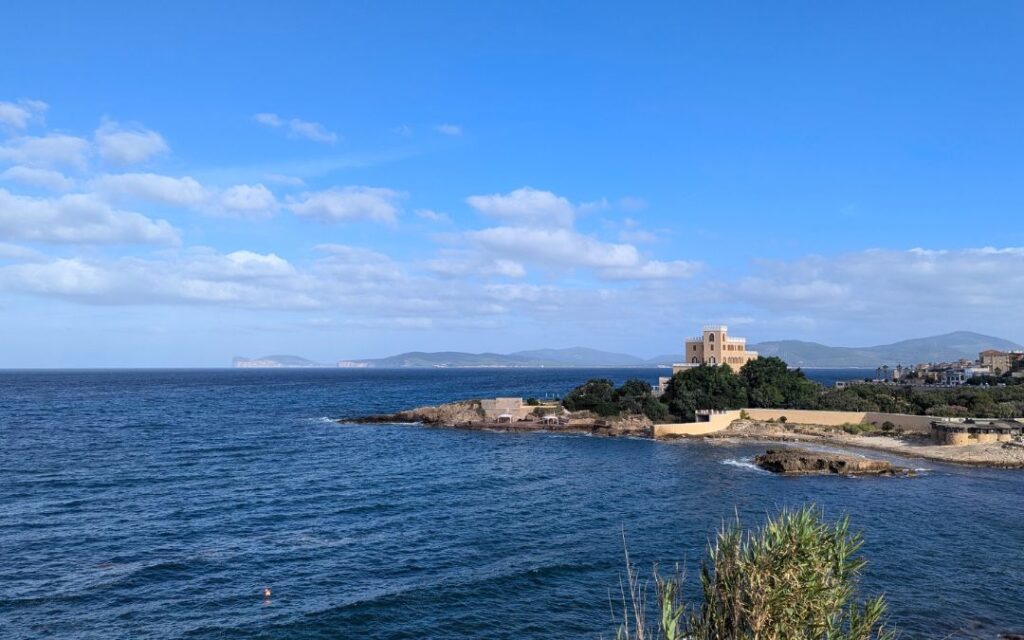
[867,349,1024,386]
[346,323,1024,470]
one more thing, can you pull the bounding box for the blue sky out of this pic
[1,1,1022,366]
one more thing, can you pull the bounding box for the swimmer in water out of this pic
[263,586,272,600]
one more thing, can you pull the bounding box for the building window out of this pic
[709,334,715,342]
[692,357,699,363]
[709,356,716,364]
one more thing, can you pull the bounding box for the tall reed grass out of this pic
[612,505,894,640]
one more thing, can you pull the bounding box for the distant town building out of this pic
[680,325,759,370]
[656,325,759,395]
[979,349,1024,376]
[931,419,1023,445]
[874,364,909,382]
[337,360,370,368]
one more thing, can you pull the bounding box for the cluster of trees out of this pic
[660,357,820,422]
[561,378,669,421]
[818,382,1024,419]
[562,356,1024,423]
[659,356,1024,421]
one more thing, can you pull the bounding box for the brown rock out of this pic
[754,448,908,476]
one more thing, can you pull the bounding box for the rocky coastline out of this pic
[703,420,1024,469]
[340,400,1024,468]
[338,400,653,437]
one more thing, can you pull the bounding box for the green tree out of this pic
[739,356,820,409]
[660,364,747,422]
[562,378,618,416]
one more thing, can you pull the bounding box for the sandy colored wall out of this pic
[653,410,744,437]
[743,409,935,434]
[653,408,935,438]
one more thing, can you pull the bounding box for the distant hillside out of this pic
[751,331,1022,367]
[243,332,1021,369]
[232,355,327,368]
[339,348,651,368]
[510,347,646,367]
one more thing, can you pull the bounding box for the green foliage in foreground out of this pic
[563,378,669,421]
[614,505,894,640]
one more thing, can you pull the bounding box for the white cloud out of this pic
[0,188,179,245]
[289,186,403,223]
[254,113,283,127]
[0,134,91,169]
[0,99,48,130]
[95,121,169,165]
[0,242,47,262]
[601,260,701,280]
[0,251,313,307]
[289,120,337,144]
[730,247,1024,319]
[435,123,462,136]
[1,166,75,191]
[93,173,208,206]
[92,173,277,216]
[426,253,526,279]
[462,188,699,281]
[466,187,575,228]
[254,112,338,144]
[415,208,452,223]
[218,183,277,215]
[219,250,295,278]
[314,244,405,281]
[468,226,640,269]
[264,173,306,187]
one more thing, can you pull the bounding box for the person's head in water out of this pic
[263,587,272,599]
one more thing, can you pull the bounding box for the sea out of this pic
[2,368,1022,639]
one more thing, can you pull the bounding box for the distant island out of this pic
[231,355,331,368]
[235,331,1022,369]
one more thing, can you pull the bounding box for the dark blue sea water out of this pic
[2,368,1022,639]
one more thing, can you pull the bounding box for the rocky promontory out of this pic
[338,399,652,437]
[754,448,911,476]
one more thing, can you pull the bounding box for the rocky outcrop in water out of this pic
[338,400,486,426]
[754,449,910,476]
[339,400,651,437]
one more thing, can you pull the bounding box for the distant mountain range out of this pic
[235,331,1022,369]
[750,331,1023,368]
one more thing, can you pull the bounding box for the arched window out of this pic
[692,356,699,363]
[709,356,716,364]
[708,333,715,342]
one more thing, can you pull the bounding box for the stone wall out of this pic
[478,397,531,420]
[653,410,745,437]
[653,408,936,438]
[743,409,934,434]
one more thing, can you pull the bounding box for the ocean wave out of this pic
[721,458,770,473]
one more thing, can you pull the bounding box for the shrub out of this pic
[739,409,750,420]
[526,397,540,406]
[778,415,787,424]
[841,423,872,435]
[613,505,894,640]
[881,421,895,432]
